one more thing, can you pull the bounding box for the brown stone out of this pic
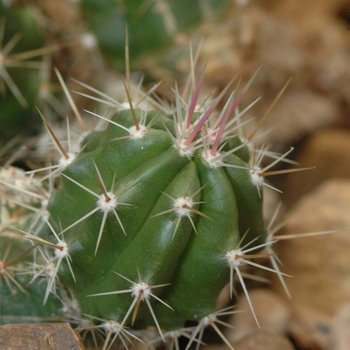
[0,323,85,350]
[283,128,350,206]
[226,288,291,343]
[233,330,295,350]
[288,303,331,350]
[255,90,337,151]
[272,179,350,316]
[329,303,350,350]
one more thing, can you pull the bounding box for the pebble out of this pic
[329,302,350,350]
[225,288,291,343]
[0,323,85,350]
[233,330,295,350]
[283,128,350,206]
[288,303,331,350]
[272,179,350,316]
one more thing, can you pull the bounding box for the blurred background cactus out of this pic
[0,1,45,142]
[79,0,230,66]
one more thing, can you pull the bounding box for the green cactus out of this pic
[0,3,48,144]
[79,0,230,67]
[0,166,66,324]
[0,62,298,349]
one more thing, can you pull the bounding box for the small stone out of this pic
[272,179,350,316]
[257,89,337,150]
[225,288,291,343]
[0,323,85,350]
[233,330,295,350]
[283,128,350,206]
[329,303,350,350]
[288,303,331,350]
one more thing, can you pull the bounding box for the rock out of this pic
[233,330,295,350]
[256,89,337,151]
[272,179,350,316]
[225,288,291,343]
[0,323,85,350]
[283,128,350,206]
[288,303,331,350]
[329,303,350,350]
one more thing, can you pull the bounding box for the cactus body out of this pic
[44,101,268,333]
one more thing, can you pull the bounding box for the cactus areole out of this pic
[47,91,268,333]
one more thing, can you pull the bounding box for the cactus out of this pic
[0,45,299,349]
[0,2,48,144]
[79,0,230,67]
[0,166,66,323]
